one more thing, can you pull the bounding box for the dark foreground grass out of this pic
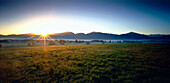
[0,43,170,82]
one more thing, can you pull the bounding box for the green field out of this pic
[0,43,170,82]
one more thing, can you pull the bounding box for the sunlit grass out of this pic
[0,43,169,82]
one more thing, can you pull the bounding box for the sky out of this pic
[0,0,170,35]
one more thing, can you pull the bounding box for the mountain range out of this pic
[0,32,169,39]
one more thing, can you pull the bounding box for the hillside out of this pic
[0,32,169,39]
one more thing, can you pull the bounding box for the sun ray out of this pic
[35,34,55,48]
[46,35,54,40]
[46,36,49,40]
[36,35,43,40]
[39,36,43,40]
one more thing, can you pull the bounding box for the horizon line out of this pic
[0,31,170,35]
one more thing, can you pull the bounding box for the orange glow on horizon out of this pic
[0,14,104,35]
[36,34,53,40]
[41,33,47,37]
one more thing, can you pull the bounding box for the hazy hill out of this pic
[50,32,148,39]
[162,35,170,39]
[120,32,148,39]
[0,32,169,39]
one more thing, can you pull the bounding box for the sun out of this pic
[36,33,53,40]
[41,33,47,37]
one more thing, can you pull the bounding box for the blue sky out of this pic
[0,0,170,35]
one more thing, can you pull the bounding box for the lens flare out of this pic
[41,33,47,37]
[36,34,54,53]
[37,34,53,40]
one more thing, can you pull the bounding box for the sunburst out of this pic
[37,34,53,40]
[36,34,54,46]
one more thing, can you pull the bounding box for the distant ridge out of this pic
[120,32,148,39]
[0,32,170,39]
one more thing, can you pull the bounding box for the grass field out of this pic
[0,43,170,82]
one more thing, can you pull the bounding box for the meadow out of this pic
[0,43,169,82]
